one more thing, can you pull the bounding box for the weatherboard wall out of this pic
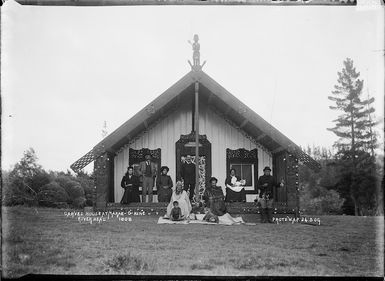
[113,101,272,203]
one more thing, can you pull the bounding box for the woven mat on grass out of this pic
[157,215,257,226]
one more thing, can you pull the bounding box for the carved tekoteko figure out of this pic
[188,34,200,67]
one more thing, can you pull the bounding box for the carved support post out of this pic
[286,152,300,217]
[94,151,114,209]
[194,81,200,201]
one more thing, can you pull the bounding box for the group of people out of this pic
[120,154,197,204]
[120,153,284,223]
[165,176,244,224]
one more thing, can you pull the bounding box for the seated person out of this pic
[203,177,227,216]
[203,177,245,225]
[170,201,183,221]
[191,201,205,214]
[156,166,173,202]
[203,207,219,223]
[225,168,246,203]
[165,181,192,219]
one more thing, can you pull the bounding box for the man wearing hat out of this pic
[139,153,157,203]
[180,155,196,200]
[156,166,173,202]
[256,166,284,223]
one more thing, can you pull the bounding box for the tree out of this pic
[55,175,85,205]
[37,182,70,207]
[328,58,377,154]
[327,58,378,215]
[74,170,95,202]
[10,148,42,181]
[4,148,46,206]
[299,145,345,215]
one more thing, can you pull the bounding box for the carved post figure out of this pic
[188,34,200,67]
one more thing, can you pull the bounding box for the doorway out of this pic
[175,132,211,197]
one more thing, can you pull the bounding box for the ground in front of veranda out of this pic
[2,206,384,277]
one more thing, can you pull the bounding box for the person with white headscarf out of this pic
[165,181,192,219]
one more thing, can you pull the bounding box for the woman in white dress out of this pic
[165,181,192,219]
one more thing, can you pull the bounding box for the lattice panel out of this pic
[70,144,106,173]
[70,150,95,173]
[291,147,321,172]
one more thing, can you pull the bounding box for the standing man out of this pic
[139,153,157,203]
[256,166,284,223]
[180,155,196,201]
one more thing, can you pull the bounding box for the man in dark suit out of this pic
[257,166,284,223]
[139,154,157,203]
[180,155,196,200]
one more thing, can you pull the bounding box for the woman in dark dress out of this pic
[203,177,227,216]
[156,166,173,202]
[120,166,140,204]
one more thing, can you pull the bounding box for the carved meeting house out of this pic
[71,58,320,215]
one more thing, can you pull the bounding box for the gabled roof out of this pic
[70,70,321,173]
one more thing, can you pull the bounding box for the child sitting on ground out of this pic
[191,201,205,214]
[203,207,219,223]
[170,201,183,221]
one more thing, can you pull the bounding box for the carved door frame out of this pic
[175,132,211,187]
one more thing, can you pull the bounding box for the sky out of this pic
[1,0,384,173]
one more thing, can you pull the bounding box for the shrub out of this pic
[300,185,345,215]
[72,197,86,209]
[2,171,38,206]
[55,176,85,202]
[105,253,155,273]
[37,182,70,207]
[2,182,28,206]
[75,177,94,199]
[85,199,93,207]
[29,170,52,194]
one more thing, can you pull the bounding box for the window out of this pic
[226,148,258,192]
[230,163,254,191]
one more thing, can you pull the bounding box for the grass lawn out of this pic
[2,206,384,277]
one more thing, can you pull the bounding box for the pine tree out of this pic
[328,58,377,156]
[328,58,378,215]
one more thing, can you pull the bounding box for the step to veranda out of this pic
[102,202,296,214]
